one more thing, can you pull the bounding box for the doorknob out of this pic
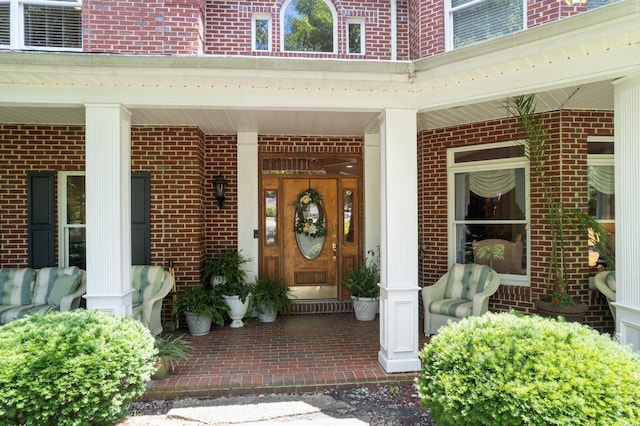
[332,242,337,261]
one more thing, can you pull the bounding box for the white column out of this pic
[237,132,259,281]
[613,73,640,352]
[364,132,381,255]
[378,108,421,372]
[84,104,133,317]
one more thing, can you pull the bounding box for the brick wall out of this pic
[204,0,408,60]
[408,0,444,60]
[527,0,587,28]
[417,110,615,333]
[83,0,205,54]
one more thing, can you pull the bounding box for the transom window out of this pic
[0,0,82,51]
[281,0,336,53]
[446,0,526,51]
[448,142,529,285]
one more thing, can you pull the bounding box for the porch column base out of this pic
[614,303,640,352]
[378,286,421,373]
[85,289,134,317]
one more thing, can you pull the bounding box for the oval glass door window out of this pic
[295,202,326,259]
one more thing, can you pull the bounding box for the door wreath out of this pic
[293,188,327,238]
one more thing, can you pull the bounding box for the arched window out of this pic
[281,0,336,53]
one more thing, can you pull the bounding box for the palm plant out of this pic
[508,94,614,300]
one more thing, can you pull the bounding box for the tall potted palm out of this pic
[508,95,614,320]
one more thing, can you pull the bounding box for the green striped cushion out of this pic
[32,267,80,305]
[0,304,58,325]
[606,271,616,291]
[0,268,35,305]
[131,266,167,305]
[430,298,473,318]
[444,263,492,300]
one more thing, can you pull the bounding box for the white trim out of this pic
[280,0,338,54]
[251,14,271,52]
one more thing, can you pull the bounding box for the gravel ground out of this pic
[126,384,435,425]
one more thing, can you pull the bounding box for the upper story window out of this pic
[252,14,271,51]
[587,0,621,10]
[281,0,336,53]
[448,142,529,286]
[446,0,525,51]
[0,0,82,51]
[346,19,364,55]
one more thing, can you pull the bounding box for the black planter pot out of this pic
[535,298,588,323]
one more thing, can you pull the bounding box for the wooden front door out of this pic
[260,173,360,300]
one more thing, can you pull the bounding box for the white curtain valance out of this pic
[469,169,516,198]
[589,165,615,195]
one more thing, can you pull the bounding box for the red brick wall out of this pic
[83,0,205,54]
[408,0,444,60]
[417,110,615,333]
[204,0,407,60]
[527,0,587,28]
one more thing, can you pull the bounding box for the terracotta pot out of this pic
[534,298,588,323]
[151,356,170,380]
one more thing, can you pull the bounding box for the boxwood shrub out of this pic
[0,310,156,426]
[416,312,640,426]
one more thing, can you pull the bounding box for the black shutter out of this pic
[28,172,55,268]
[131,171,150,265]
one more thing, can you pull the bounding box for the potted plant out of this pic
[252,277,293,322]
[172,285,229,336]
[203,249,251,288]
[151,334,191,380]
[508,95,614,321]
[342,249,380,321]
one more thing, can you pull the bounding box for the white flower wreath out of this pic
[293,188,327,238]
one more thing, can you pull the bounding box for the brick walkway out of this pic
[143,313,429,401]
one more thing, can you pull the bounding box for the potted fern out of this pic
[172,285,229,335]
[151,334,191,380]
[252,277,293,322]
[342,249,380,321]
[508,95,614,321]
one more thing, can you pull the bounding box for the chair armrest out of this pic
[139,271,174,334]
[422,272,449,310]
[594,271,615,301]
[59,271,87,311]
[471,271,500,316]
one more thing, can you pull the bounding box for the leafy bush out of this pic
[0,310,156,426]
[416,312,640,426]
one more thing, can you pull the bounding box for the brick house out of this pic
[1,0,639,371]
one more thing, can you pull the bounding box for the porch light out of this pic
[214,173,228,208]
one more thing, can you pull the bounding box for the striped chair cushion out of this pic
[429,298,473,318]
[0,304,58,325]
[131,266,167,305]
[0,268,35,306]
[32,267,80,305]
[606,271,616,292]
[444,263,493,300]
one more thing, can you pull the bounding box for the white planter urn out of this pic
[257,304,277,323]
[351,296,379,321]
[223,295,251,328]
[184,312,212,336]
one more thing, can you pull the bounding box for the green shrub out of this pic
[0,310,156,426]
[416,312,640,426]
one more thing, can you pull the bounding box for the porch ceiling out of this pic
[0,1,636,135]
[0,80,614,134]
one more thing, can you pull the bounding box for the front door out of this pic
[259,158,360,300]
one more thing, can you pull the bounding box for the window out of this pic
[0,0,82,50]
[587,137,615,269]
[449,143,529,285]
[281,0,336,53]
[346,19,363,55]
[446,0,525,51]
[252,14,271,51]
[58,172,86,268]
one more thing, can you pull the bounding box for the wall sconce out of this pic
[213,173,228,209]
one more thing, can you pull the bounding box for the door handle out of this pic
[332,242,337,261]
